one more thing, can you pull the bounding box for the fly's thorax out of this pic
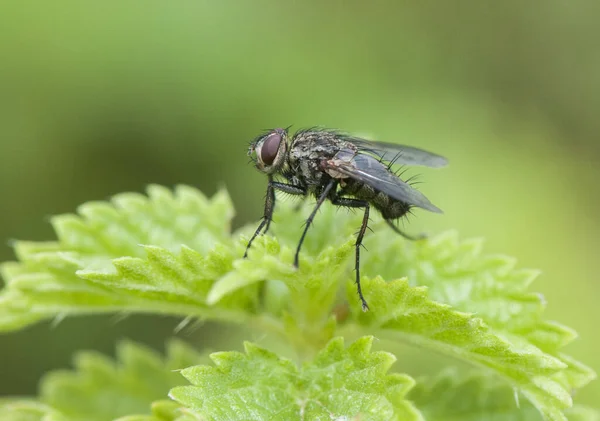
[286,150,327,188]
[288,131,357,186]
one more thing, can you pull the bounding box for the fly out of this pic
[244,127,448,311]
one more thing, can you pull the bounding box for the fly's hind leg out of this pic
[332,196,370,312]
[384,219,427,241]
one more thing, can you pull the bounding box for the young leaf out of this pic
[0,340,205,421]
[170,336,421,421]
[0,399,60,421]
[27,339,201,421]
[0,186,595,421]
[0,186,246,331]
[354,225,597,420]
[361,229,577,354]
[114,400,196,421]
[410,369,599,421]
[342,275,586,421]
[223,200,596,421]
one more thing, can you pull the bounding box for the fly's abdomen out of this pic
[342,180,411,219]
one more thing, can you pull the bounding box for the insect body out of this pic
[245,127,447,311]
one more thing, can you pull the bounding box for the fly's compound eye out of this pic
[259,132,282,166]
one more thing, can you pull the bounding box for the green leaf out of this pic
[230,203,597,421]
[410,369,599,421]
[342,276,586,421]
[0,185,248,331]
[114,400,196,421]
[361,230,577,353]
[38,339,205,421]
[170,336,421,421]
[0,399,61,421]
[0,186,595,420]
[354,226,596,420]
[0,341,205,421]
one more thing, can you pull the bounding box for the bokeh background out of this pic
[1,0,599,405]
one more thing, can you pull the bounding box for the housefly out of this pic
[244,127,447,311]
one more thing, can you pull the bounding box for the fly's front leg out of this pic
[294,179,337,268]
[332,196,371,311]
[262,177,276,235]
[244,179,306,258]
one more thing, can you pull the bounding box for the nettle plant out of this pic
[0,185,596,421]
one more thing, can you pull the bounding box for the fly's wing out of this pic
[323,150,443,213]
[344,136,448,168]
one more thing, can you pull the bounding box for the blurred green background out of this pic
[1,0,598,405]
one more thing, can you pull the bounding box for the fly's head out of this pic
[248,128,289,175]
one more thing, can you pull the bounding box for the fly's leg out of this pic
[244,179,306,258]
[385,219,426,241]
[244,179,274,258]
[332,196,370,312]
[262,177,276,235]
[293,179,337,268]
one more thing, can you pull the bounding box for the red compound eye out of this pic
[260,132,282,165]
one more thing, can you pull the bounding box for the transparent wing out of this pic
[323,150,443,213]
[344,137,448,168]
